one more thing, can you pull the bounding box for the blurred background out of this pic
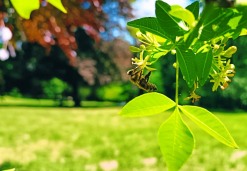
[0,0,247,171]
[1,0,247,109]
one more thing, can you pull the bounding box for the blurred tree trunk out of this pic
[72,81,80,107]
[205,0,235,7]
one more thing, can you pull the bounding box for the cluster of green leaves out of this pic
[128,1,247,90]
[121,1,247,170]
[10,0,67,19]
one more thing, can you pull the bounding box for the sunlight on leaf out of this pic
[228,15,242,29]
[10,0,39,19]
[170,5,195,28]
[155,1,186,41]
[179,105,238,148]
[47,0,67,13]
[158,107,194,171]
[186,1,199,20]
[120,92,175,117]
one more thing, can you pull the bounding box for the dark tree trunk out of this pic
[72,81,80,107]
[205,0,235,7]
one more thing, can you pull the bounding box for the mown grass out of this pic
[0,98,247,171]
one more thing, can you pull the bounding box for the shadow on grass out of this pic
[0,97,125,108]
[0,161,21,171]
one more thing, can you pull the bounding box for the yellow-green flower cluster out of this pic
[210,45,237,91]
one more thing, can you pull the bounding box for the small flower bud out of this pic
[136,31,142,38]
[223,46,237,58]
[171,49,176,55]
[140,45,146,50]
[173,62,177,68]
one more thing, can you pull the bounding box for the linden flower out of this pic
[136,31,160,48]
[184,91,201,103]
[210,60,235,91]
[131,50,156,71]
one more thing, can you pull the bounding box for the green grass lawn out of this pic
[0,99,247,170]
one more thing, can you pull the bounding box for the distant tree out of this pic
[0,0,133,106]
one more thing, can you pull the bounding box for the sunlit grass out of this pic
[0,99,247,170]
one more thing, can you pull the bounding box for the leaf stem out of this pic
[176,56,179,106]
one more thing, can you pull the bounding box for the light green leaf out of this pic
[47,0,67,13]
[158,107,194,171]
[179,105,238,148]
[186,1,199,20]
[153,51,168,58]
[228,15,242,29]
[155,1,186,41]
[10,0,40,19]
[195,48,213,86]
[176,47,196,88]
[170,5,195,28]
[120,92,175,117]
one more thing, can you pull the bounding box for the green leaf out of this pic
[233,6,247,38]
[155,1,186,41]
[153,51,168,59]
[195,48,213,86]
[158,107,194,171]
[186,1,199,20]
[47,0,67,13]
[169,5,195,28]
[176,47,196,88]
[198,7,236,41]
[10,0,40,19]
[179,105,238,148]
[120,92,175,117]
[127,17,168,39]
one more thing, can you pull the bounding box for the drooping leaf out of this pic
[158,107,194,171]
[120,92,175,117]
[170,5,195,28]
[186,1,199,20]
[195,48,213,86]
[179,105,238,148]
[127,17,168,39]
[176,47,196,88]
[155,1,186,41]
[47,0,67,13]
[10,0,40,19]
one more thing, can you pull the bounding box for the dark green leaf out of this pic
[158,107,194,171]
[195,48,213,86]
[176,47,196,88]
[180,105,238,148]
[155,1,186,41]
[127,17,168,39]
[198,7,236,41]
[186,1,199,20]
[120,92,175,117]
